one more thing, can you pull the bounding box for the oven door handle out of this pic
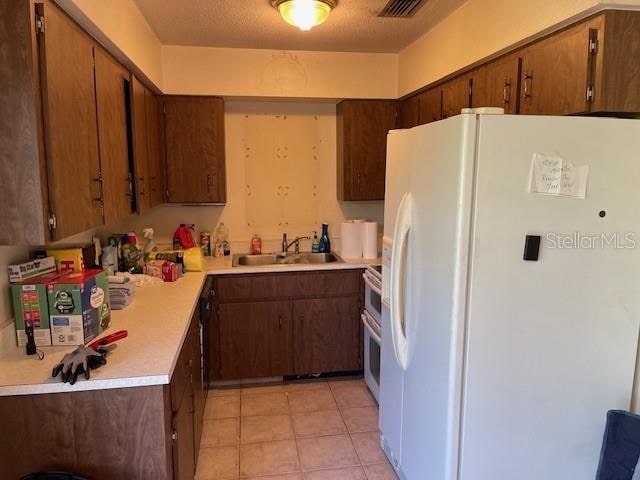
[361,313,381,344]
[363,272,382,296]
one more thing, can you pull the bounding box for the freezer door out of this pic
[398,115,478,480]
[459,115,640,480]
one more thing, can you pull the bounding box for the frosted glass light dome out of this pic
[275,0,335,31]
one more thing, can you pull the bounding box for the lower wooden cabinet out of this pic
[218,301,293,379]
[211,270,364,382]
[292,297,361,374]
[0,307,204,480]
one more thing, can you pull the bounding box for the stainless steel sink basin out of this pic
[232,252,343,267]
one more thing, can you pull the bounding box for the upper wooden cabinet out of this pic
[36,1,104,240]
[163,96,227,204]
[145,90,166,208]
[337,100,398,201]
[471,54,522,114]
[441,74,472,119]
[417,88,442,125]
[519,16,603,115]
[95,47,135,225]
[398,96,420,129]
[0,0,159,244]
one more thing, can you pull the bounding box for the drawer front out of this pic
[216,270,362,301]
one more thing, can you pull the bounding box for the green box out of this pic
[11,271,68,347]
[48,270,111,346]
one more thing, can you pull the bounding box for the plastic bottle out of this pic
[318,224,331,253]
[311,231,320,253]
[216,223,231,256]
[251,234,262,255]
[143,228,157,260]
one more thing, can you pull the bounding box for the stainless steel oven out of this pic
[363,265,382,402]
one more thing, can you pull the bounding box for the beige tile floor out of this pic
[197,378,398,480]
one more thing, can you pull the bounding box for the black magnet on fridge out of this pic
[523,235,541,261]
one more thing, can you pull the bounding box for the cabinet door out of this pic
[94,47,134,224]
[520,16,603,115]
[131,77,151,213]
[441,74,471,119]
[398,96,420,129]
[172,391,195,480]
[164,96,226,204]
[337,100,398,201]
[37,1,103,240]
[471,55,521,114]
[218,301,292,379]
[293,297,361,374]
[417,88,442,125]
[145,90,165,208]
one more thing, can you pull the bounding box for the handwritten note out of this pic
[529,153,589,199]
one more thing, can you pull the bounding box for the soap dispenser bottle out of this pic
[311,231,320,253]
[318,224,331,253]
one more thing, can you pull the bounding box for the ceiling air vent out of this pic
[378,0,426,17]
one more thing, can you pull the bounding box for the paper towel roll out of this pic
[341,220,364,259]
[362,222,379,259]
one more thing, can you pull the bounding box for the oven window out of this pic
[370,336,381,384]
[369,289,382,315]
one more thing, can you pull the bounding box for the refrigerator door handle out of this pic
[390,191,412,371]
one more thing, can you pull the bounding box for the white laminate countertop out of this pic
[0,256,376,397]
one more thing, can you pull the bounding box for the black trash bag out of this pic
[596,410,640,480]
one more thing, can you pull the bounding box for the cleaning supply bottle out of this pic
[319,224,331,253]
[215,223,231,256]
[143,228,157,260]
[311,231,320,253]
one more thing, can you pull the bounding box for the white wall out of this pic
[162,46,398,99]
[397,0,640,97]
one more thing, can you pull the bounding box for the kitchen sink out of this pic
[232,252,343,267]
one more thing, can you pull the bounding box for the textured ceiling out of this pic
[133,0,468,53]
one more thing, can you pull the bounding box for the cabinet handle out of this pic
[278,315,283,328]
[171,430,178,442]
[502,77,512,106]
[523,71,533,99]
[207,174,213,192]
[356,174,361,186]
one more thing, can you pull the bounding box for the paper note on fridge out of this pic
[529,153,589,199]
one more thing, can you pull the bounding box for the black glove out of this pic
[52,344,117,385]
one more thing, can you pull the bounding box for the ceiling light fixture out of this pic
[272,0,337,31]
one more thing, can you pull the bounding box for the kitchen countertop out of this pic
[0,255,377,397]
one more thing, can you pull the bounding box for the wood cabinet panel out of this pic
[94,47,133,224]
[132,76,151,213]
[216,270,361,302]
[471,54,521,114]
[441,74,471,119]
[398,96,420,129]
[293,297,361,374]
[0,386,172,480]
[520,16,603,115]
[0,0,48,244]
[417,88,442,125]
[190,307,205,462]
[172,389,196,480]
[164,96,226,204]
[337,100,398,201]
[145,90,166,207]
[37,1,103,240]
[218,301,292,380]
[593,11,640,113]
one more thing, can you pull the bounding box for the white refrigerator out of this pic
[379,112,640,480]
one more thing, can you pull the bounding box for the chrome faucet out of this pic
[282,233,310,254]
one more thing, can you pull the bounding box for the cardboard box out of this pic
[11,271,68,347]
[8,256,56,283]
[39,243,98,273]
[145,260,179,282]
[47,270,111,346]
